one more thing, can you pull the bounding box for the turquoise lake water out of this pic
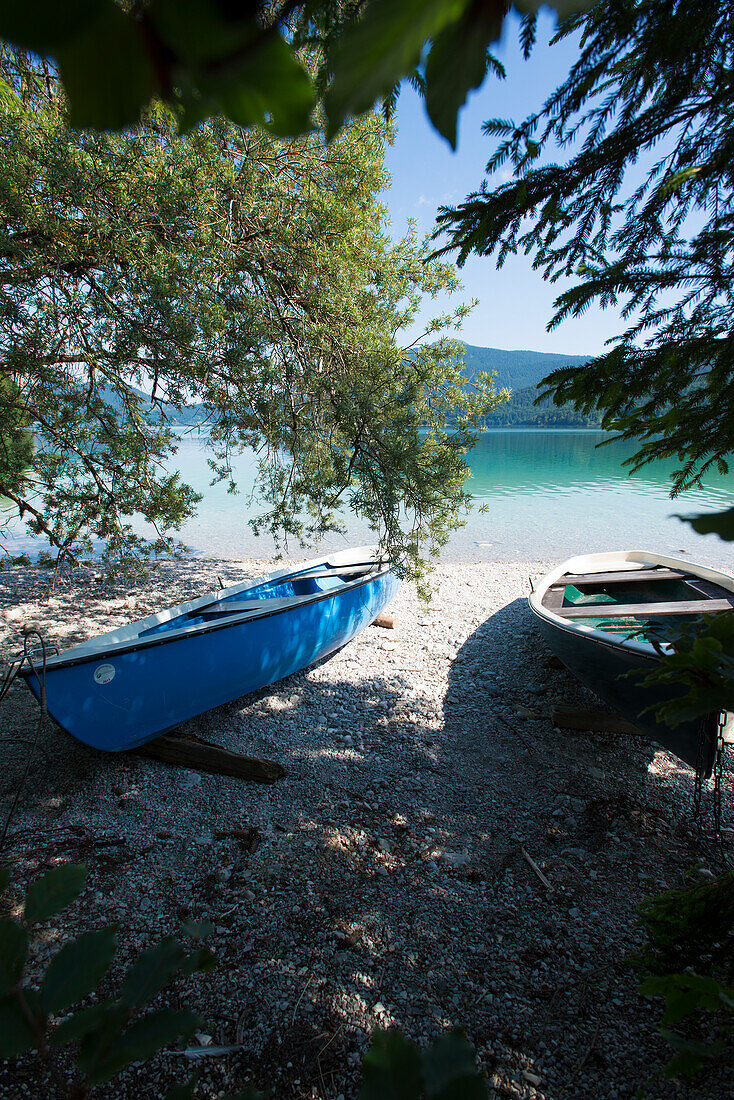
[4,429,734,568]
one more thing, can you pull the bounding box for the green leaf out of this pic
[422,1029,486,1098]
[55,3,155,129]
[218,33,314,138]
[0,919,28,997]
[325,0,465,139]
[86,1008,202,1084]
[660,1030,719,1079]
[0,868,10,894]
[359,1029,423,1100]
[681,506,734,540]
[180,946,216,976]
[0,992,40,1057]
[76,1001,129,1075]
[222,1090,268,1100]
[120,937,186,1008]
[424,3,505,149]
[50,997,121,1048]
[150,0,255,65]
[165,1078,198,1100]
[41,926,118,1015]
[181,920,214,940]
[0,0,98,54]
[24,864,87,924]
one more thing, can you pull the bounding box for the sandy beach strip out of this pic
[0,557,731,1100]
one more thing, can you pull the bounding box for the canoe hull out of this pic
[529,550,733,777]
[533,613,717,775]
[22,555,400,752]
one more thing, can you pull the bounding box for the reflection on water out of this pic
[3,429,733,568]
[461,430,734,567]
[468,429,734,505]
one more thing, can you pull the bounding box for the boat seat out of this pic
[552,568,696,586]
[557,596,734,619]
[294,564,379,580]
[199,594,318,616]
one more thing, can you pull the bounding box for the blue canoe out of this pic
[19,547,401,751]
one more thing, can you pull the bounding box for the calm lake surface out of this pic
[4,430,734,567]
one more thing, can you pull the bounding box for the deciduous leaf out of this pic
[50,997,120,1048]
[0,919,28,997]
[660,1029,721,1079]
[422,1029,486,1098]
[181,920,214,940]
[24,864,86,924]
[0,992,40,1057]
[55,3,155,129]
[180,946,216,976]
[424,1,505,149]
[359,1028,423,1100]
[325,0,465,139]
[218,34,314,137]
[0,0,98,54]
[165,1078,198,1100]
[121,937,186,1007]
[149,0,254,63]
[87,1008,202,1084]
[41,926,118,1014]
[76,1001,129,1075]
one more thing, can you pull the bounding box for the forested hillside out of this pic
[460,345,600,427]
[103,346,598,430]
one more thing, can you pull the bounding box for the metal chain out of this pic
[0,631,51,853]
[691,710,729,859]
[711,710,728,847]
[692,716,706,834]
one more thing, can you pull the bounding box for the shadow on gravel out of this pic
[444,594,660,787]
[1,609,701,1100]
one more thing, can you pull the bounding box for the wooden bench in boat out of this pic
[199,594,319,616]
[550,567,693,586]
[294,563,379,580]
[557,596,734,619]
[195,562,385,618]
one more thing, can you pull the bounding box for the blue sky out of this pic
[383,9,625,357]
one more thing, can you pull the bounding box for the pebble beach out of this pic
[0,557,732,1099]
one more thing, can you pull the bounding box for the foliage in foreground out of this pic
[636,871,734,1080]
[0,863,218,1096]
[635,613,734,727]
[436,0,734,544]
[0,1,590,146]
[0,48,505,584]
[358,1027,486,1099]
[0,862,488,1098]
[8,861,732,1092]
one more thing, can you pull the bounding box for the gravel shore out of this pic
[0,558,731,1100]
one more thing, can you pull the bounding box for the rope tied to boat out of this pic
[693,709,730,861]
[0,631,53,853]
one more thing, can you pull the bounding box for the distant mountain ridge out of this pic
[99,384,209,427]
[100,344,598,429]
[461,343,590,389]
[460,343,601,427]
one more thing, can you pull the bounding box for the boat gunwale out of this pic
[528,550,734,659]
[18,547,395,674]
